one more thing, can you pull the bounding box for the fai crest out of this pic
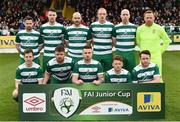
[52,87,81,118]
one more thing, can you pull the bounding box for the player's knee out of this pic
[12,89,18,98]
[12,89,19,102]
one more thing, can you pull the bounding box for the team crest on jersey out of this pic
[49,31,54,36]
[123,30,128,35]
[100,29,104,33]
[96,29,104,37]
[75,32,79,36]
[52,87,81,118]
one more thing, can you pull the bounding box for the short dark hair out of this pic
[24,48,33,56]
[113,55,123,62]
[144,10,154,17]
[55,45,65,52]
[24,16,34,21]
[48,8,56,13]
[139,50,151,57]
[83,45,92,50]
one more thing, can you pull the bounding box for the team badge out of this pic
[52,87,81,118]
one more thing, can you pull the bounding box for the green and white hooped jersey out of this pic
[132,62,160,83]
[90,21,114,55]
[46,56,74,81]
[15,62,43,84]
[113,23,137,52]
[73,59,103,82]
[15,29,43,59]
[105,68,132,83]
[40,22,65,57]
[65,25,91,58]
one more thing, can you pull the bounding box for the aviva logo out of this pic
[137,92,161,112]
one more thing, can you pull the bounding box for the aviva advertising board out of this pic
[137,92,161,112]
[19,83,165,121]
[0,36,16,48]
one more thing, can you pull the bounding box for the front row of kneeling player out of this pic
[12,45,160,101]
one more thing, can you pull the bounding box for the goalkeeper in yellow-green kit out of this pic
[136,10,171,82]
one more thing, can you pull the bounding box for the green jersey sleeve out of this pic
[87,28,92,41]
[38,33,43,45]
[37,67,43,79]
[131,69,138,83]
[71,59,75,70]
[15,68,21,81]
[105,72,111,83]
[73,63,79,75]
[127,72,132,83]
[46,63,51,74]
[39,26,44,43]
[112,26,116,38]
[64,28,68,41]
[154,65,160,76]
[62,26,65,37]
[97,62,103,75]
[15,33,21,43]
[89,24,93,35]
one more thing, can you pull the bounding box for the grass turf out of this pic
[0,52,180,121]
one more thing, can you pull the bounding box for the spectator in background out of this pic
[18,21,25,31]
[75,0,179,26]
[0,0,46,34]
[1,22,10,35]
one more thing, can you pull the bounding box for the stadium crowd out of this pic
[0,0,179,35]
[76,0,179,26]
[0,0,47,35]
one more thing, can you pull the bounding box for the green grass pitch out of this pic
[0,52,180,121]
